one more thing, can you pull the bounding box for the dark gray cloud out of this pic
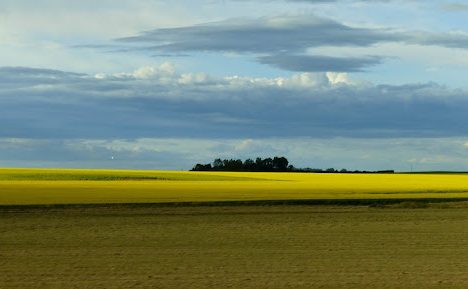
[0,67,85,89]
[406,31,468,49]
[117,16,396,54]
[1,66,468,140]
[115,15,468,72]
[114,15,397,73]
[258,54,382,72]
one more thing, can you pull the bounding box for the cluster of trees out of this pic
[192,157,395,174]
[192,157,291,172]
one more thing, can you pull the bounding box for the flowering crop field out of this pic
[2,168,468,289]
[1,168,468,205]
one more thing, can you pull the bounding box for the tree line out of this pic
[192,157,291,172]
[191,157,394,173]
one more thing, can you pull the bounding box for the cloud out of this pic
[113,15,398,72]
[257,54,383,72]
[1,65,468,170]
[405,31,468,49]
[117,15,395,54]
[114,14,468,73]
[1,65,468,141]
[94,62,176,80]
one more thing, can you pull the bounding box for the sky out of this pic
[1,0,468,171]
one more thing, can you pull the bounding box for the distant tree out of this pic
[255,157,263,170]
[191,163,212,171]
[213,158,223,170]
[262,158,274,171]
[273,157,289,171]
[231,159,243,171]
[243,159,255,171]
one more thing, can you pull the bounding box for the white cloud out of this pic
[0,0,199,39]
[234,139,255,151]
[178,73,210,85]
[94,62,177,81]
[326,72,352,85]
[92,64,354,90]
[131,62,176,79]
[222,72,355,89]
[132,66,159,79]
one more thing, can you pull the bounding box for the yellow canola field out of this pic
[0,168,468,205]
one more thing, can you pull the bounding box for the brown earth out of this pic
[1,204,467,289]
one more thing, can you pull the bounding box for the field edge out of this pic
[2,197,468,211]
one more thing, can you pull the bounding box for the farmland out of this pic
[1,168,468,288]
[1,168,468,205]
[1,204,468,289]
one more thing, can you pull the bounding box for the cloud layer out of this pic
[1,65,468,141]
[3,1,468,170]
[115,15,468,73]
[258,54,383,72]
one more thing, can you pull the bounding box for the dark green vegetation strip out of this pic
[2,197,468,211]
